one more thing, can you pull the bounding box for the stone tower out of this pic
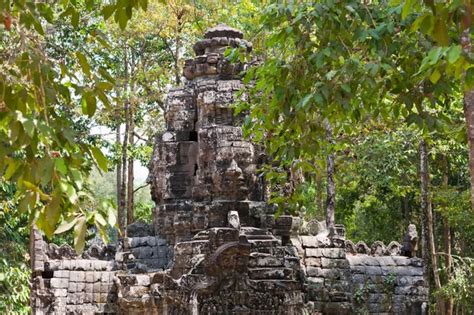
[148,24,270,246]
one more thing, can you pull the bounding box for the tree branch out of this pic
[133,183,149,193]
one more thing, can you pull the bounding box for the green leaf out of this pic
[74,216,87,254]
[429,69,441,84]
[106,205,117,227]
[447,45,462,64]
[90,146,108,172]
[65,184,78,204]
[55,217,78,234]
[117,8,128,30]
[76,52,91,77]
[22,118,35,137]
[95,213,107,226]
[102,5,116,20]
[401,0,414,19]
[55,158,67,175]
[85,93,97,117]
[44,193,61,238]
[71,9,79,28]
[4,159,19,180]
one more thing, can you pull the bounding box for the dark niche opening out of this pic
[189,131,198,142]
[42,270,54,279]
[194,164,198,176]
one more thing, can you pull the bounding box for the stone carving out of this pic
[402,224,419,258]
[227,210,240,230]
[31,25,428,315]
[355,241,371,254]
[387,241,403,255]
[344,240,357,255]
[371,241,386,256]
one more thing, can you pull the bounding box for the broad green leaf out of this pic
[71,9,79,28]
[74,216,87,254]
[76,52,91,77]
[55,217,78,234]
[90,146,108,172]
[102,4,116,20]
[45,194,61,236]
[55,158,67,175]
[85,93,97,117]
[429,69,441,84]
[4,159,19,180]
[401,0,414,19]
[107,205,117,227]
[95,213,107,226]
[447,46,462,64]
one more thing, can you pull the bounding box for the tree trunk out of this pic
[118,42,129,235]
[442,156,453,315]
[174,15,182,85]
[420,139,444,314]
[464,88,474,209]
[444,218,453,315]
[115,105,122,229]
[119,102,129,234]
[324,120,335,234]
[461,6,473,208]
[127,104,135,226]
[316,173,323,215]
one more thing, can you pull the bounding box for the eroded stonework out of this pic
[31,25,428,315]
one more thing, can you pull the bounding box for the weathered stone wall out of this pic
[122,236,170,271]
[30,233,118,314]
[291,227,427,315]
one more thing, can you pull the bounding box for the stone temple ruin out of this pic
[31,25,428,314]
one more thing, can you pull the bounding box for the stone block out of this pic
[305,248,323,258]
[68,281,77,293]
[381,266,397,276]
[76,281,85,292]
[307,277,324,287]
[84,292,93,303]
[248,253,283,267]
[248,268,293,280]
[53,270,69,278]
[397,275,425,286]
[393,266,423,276]
[300,236,319,248]
[93,292,101,303]
[346,255,365,266]
[365,266,383,276]
[378,256,396,266]
[85,272,95,283]
[93,282,101,293]
[135,274,151,286]
[70,271,85,282]
[51,278,69,289]
[100,283,111,293]
[75,259,91,271]
[53,288,68,297]
[93,272,102,282]
[61,260,71,270]
[392,256,411,266]
[321,258,349,268]
[306,267,341,278]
